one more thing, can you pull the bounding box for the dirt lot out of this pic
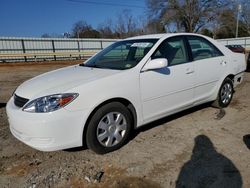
[0,61,250,188]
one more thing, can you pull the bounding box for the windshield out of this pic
[82,39,158,70]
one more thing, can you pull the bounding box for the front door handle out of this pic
[186,68,194,74]
[220,60,227,66]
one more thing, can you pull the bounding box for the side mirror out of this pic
[142,58,168,71]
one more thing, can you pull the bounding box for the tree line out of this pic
[42,0,250,39]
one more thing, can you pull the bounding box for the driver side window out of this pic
[152,37,188,66]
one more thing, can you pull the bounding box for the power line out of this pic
[66,0,144,8]
[66,0,145,9]
[102,0,145,1]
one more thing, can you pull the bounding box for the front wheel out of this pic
[86,102,132,154]
[212,78,234,108]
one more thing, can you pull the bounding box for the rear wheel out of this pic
[212,78,234,108]
[86,102,132,154]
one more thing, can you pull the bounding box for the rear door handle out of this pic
[186,68,194,74]
[220,61,227,65]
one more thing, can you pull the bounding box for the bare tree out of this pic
[72,21,91,38]
[147,0,228,33]
[145,19,166,34]
[98,19,115,38]
[212,7,249,39]
[114,10,140,38]
[214,9,236,38]
[241,0,250,35]
[71,20,101,38]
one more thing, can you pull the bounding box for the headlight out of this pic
[22,93,78,113]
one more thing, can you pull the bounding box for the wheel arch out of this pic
[217,74,235,92]
[216,74,235,96]
[226,74,235,82]
[82,97,137,146]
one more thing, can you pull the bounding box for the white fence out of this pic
[218,37,250,50]
[0,37,117,62]
[1,36,250,62]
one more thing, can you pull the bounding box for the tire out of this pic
[247,54,250,72]
[86,102,132,154]
[212,77,234,108]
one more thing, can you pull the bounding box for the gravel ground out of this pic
[0,61,250,188]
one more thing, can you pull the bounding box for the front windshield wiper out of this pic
[79,64,99,68]
[79,63,125,70]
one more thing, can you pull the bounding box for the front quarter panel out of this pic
[63,68,143,127]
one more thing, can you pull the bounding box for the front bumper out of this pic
[6,96,89,151]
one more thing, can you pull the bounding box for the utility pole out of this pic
[236,4,242,38]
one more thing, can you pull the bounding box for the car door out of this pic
[186,36,225,103]
[140,36,195,122]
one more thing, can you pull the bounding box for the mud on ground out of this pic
[0,61,250,188]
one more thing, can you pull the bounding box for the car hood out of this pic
[15,65,121,99]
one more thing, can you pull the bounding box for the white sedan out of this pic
[6,33,246,154]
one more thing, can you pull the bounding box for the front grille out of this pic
[14,94,29,108]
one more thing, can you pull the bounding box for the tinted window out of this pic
[187,36,223,61]
[152,37,188,66]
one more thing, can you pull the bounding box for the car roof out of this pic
[126,33,206,40]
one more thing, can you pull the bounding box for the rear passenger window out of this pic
[187,36,223,61]
[152,37,188,66]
